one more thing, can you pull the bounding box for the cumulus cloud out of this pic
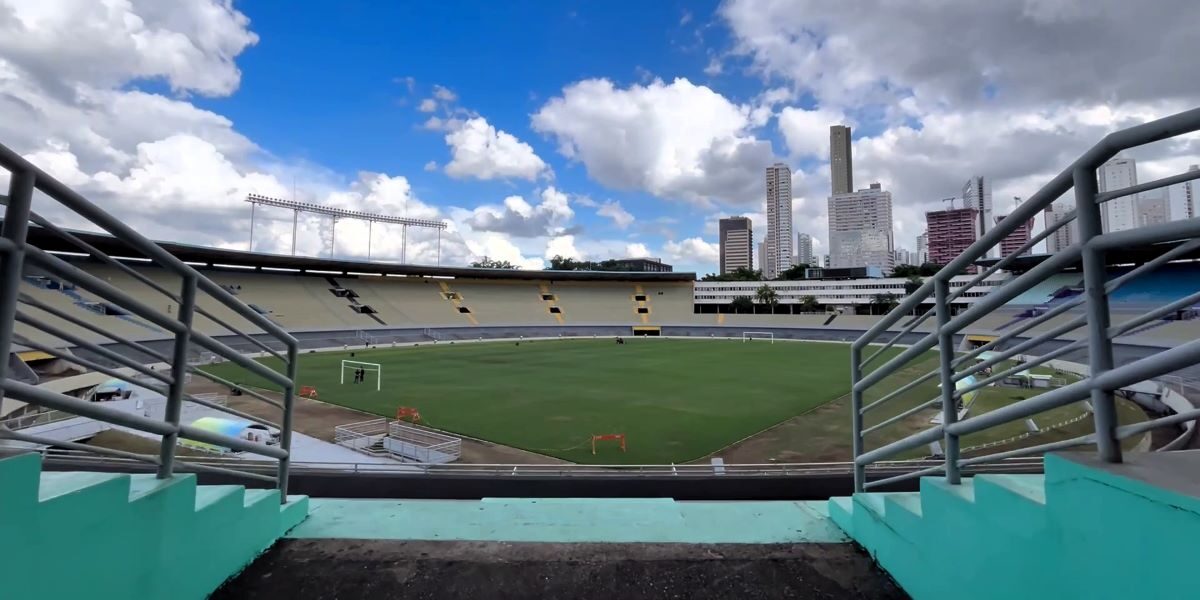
[625,242,651,257]
[545,234,581,260]
[777,106,847,158]
[663,237,720,265]
[596,200,634,229]
[417,98,437,112]
[465,187,574,238]
[532,77,777,206]
[442,116,549,181]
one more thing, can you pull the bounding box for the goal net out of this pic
[341,360,382,391]
[742,331,774,344]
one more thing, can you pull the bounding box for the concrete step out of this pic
[213,539,909,600]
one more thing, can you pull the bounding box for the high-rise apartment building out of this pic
[1098,156,1138,232]
[795,232,814,266]
[764,163,794,279]
[995,214,1034,258]
[916,233,928,265]
[1043,201,1076,253]
[758,242,767,275]
[828,183,894,270]
[830,125,853,195]
[1137,188,1169,227]
[926,207,979,269]
[962,176,993,242]
[1184,165,1198,219]
[719,216,753,274]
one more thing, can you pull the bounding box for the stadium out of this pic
[3,54,1200,600]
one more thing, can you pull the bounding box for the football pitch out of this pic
[203,338,871,464]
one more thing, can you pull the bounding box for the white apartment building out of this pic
[1099,156,1138,232]
[828,183,894,271]
[694,274,1008,310]
[963,176,994,242]
[1043,201,1077,253]
[719,216,753,274]
[796,232,814,265]
[764,163,794,279]
[916,233,928,265]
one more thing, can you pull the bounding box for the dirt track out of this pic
[186,379,567,465]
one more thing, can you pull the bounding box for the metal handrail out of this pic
[849,106,1200,492]
[0,142,300,501]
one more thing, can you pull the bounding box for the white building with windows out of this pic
[694,274,1008,311]
[828,183,894,270]
[963,176,994,242]
[1099,156,1138,232]
[916,234,928,265]
[796,232,814,266]
[764,163,794,279]
[1044,201,1077,253]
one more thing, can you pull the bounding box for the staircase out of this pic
[0,452,308,599]
[828,451,1200,600]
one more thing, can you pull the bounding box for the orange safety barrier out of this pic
[591,433,626,455]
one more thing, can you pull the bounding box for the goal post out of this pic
[742,331,774,344]
[341,360,382,391]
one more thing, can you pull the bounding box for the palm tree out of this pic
[755,284,779,307]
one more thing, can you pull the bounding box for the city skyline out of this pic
[1,1,1197,277]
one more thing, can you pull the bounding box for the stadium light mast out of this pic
[245,193,447,263]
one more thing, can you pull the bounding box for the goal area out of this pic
[742,331,774,344]
[341,359,382,391]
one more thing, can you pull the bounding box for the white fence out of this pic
[333,418,462,463]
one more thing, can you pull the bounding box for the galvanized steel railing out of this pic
[851,107,1200,492]
[0,142,300,500]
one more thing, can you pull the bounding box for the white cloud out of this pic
[626,242,651,257]
[417,98,437,112]
[532,77,776,206]
[663,237,719,265]
[423,160,437,171]
[432,84,457,102]
[465,187,574,238]
[443,116,549,181]
[777,106,847,158]
[545,235,581,260]
[703,57,723,76]
[596,200,634,229]
[464,234,543,270]
[0,0,258,97]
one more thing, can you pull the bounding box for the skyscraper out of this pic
[1184,165,1198,220]
[962,176,993,242]
[795,232,814,266]
[719,216,753,275]
[758,241,767,275]
[995,214,1034,258]
[926,207,979,269]
[1137,188,1169,227]
[828,183,894,270]
[1098,156,1138,232]
[764,163,794,279]
[916,233,928,265]
[1044,202,1076,253]
[830,125,853,195]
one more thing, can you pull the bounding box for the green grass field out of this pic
[204,338,870,464]
[202,337,1148,465]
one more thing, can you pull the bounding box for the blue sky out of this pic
[2,0,1195,275]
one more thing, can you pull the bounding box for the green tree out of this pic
[729,296,755,314]
[700,267,762,281]
[775,263,809,280]
[797,295,821,313]
[471,256,519,269]
[869,292,900,315]
[903,275,923,295]
[755,284,779,306]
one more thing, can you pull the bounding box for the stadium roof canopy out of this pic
[976,240,1200,273]
[19,224,696,282]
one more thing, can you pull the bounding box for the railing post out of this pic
[935,277,961,484]
[851,344,865,492]
[157,273,197,478]
[277,341,298,501]
[0,169,33,387]
[1073,166,1122,463]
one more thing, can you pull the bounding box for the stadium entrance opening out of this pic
[632,326,661,336]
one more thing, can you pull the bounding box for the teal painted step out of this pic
[289,498,847,544]
[828,452,1200,600]
[0,452,309,600]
